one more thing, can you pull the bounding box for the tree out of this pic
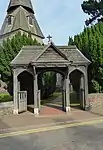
[68,22,103,93]
[0,32,40,82]
[82,0,103,25]
[38,72,57,99]
[68,36,74,45]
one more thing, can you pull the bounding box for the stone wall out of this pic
[0,102,13,118]
[88,93,103,108]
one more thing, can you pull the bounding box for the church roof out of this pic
[7,0,34,13]
[11,43,91,66]
[0,6,44,39]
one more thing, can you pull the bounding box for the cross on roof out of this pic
[47,35,52,43]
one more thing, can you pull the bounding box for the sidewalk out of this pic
[0,110,102,133]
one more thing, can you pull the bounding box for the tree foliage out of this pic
[38,72,57,99]
[0,32,56,98]
[68,36,74,45]
[0,32,40,81]
[68,22,103,93]
[82,0,103,25]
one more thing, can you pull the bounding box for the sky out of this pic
[0,0,88,45]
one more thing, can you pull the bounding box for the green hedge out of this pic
[0,93,13,103]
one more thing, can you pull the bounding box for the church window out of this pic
[8,15,12,25]
[29,16,33,25]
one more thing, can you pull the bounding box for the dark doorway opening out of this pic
[18,71,34,112]
[69,69,84,110]
[38,70,65,115]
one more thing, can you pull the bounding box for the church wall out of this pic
[0,32,16,44]
[56,73,62,88]
[31,34,43,44]
[0,29,43,45]
[19,30,43,44]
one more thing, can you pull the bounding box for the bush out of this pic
[91,80,102,93]
[0,93,13,103]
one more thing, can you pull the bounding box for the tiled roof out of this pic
[11,44,90,65]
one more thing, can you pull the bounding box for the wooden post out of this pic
[65,67,70,113]
[80,74,85,109]
[65,76,70,112]
[33,67,39,115]
[84,69,90,110]
[38,90,41,112]
[61,76,65,111]
[13,70,18,115]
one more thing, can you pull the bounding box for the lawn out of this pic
[41,92,61,105]
[41,91,80,106]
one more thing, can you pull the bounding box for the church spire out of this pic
[7,0,34,13]
[0,0,44,44]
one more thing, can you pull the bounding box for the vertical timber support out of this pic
[37,90,41,112]
[65,68,70,113]
[61,76,65,111]
[80,74,85,109]
[33,67,39,116]
[84,68,90,110]
[13,70,18,115]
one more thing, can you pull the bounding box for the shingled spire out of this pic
[0,0,44,44]
[7,0,34,13]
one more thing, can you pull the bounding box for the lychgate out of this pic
[11,42,91,115]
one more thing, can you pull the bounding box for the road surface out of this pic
[0,121,103,150]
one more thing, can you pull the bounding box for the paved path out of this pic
[0,120,103,150]
[0,109,102,131]
[40,95,80,115]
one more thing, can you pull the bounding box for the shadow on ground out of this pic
[45,104,63,111]
[89,110,103,117]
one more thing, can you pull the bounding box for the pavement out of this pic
[0,109,102,133]
[89,107,103,116]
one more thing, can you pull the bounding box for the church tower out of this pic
[0,0,44,43]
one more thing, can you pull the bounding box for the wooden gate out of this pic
[18,91,27,113]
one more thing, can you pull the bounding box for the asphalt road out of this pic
[0,122,103,150]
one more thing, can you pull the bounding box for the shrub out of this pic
[0,93,13,103]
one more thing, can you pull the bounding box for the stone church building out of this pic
[0,0,44,44]
[0,0,91,115]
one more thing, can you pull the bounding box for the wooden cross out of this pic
[47,35,52,43]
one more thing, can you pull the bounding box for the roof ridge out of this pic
[22,45,45,48]
[57,45,77,49]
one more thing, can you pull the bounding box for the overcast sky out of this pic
[0,0,88,45]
